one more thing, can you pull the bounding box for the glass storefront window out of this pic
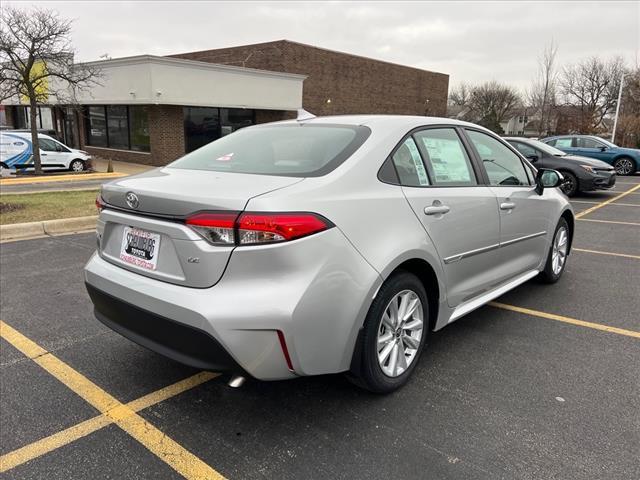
[220,108,254,137]
[184,107,220,153]
[129,106,150,152]
[86,106,108,147]
[84,105,149,152]
[107,105,129,150]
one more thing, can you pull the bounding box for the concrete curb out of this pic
[0,215,97,242]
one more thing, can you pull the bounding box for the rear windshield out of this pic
[168,124,370,177]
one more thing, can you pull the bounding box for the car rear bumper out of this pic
[84,228,381,380]
[87,283,242,372]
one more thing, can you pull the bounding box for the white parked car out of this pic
[0,131,92,173]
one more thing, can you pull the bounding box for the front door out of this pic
[38,137,68,169]
[465,129,550,276]
[393,128,502,307]
[574,137,616,164]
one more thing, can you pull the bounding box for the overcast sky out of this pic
[8,1,640,91]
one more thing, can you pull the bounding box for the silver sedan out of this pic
[85,115,573,393]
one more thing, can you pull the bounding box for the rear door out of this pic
[394,127,502,307]
[465,129,550,277]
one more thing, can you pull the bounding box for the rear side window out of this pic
[510,141,537,158]
[168,124,370,177]
[466,130,531,186]
[414,129,477,186]
[391,137,430,186]
[555,138,573,148]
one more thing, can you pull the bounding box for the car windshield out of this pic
[168,124,370,177]
[527,139,568,156]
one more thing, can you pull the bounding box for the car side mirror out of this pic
[599,146,607,152]
[526,154,539,162]
[535,168,564,195]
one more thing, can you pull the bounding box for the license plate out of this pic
[119,227,161,271]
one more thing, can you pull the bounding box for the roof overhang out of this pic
[4,55,306,110]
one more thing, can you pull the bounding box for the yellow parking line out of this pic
[573,248,640,260]
[571,200,639,207]
[0,172,126,186]
[577,218,640,226]
[0,371,217,473]
[575,183,640,218]
[0,321,225,479]
[489,302,640,339]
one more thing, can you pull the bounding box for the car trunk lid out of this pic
[98,168,303,287]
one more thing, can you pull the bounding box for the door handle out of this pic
[500,201,516,210]
[41,153,47,156]
[424,205,450,215]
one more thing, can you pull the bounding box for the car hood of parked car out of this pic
[557,154,614,169]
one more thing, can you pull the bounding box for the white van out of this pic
[0,131,92,174]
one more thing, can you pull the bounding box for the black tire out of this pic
[348,271,429,393]
[613,157,636,176]
[69,159,85,172]
[538,218,570,284]
[559,171,578,197]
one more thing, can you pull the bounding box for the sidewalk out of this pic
[0,160,153,194]
[91,158,153,175]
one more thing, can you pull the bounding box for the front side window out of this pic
[466,130,531,186]
[169,124,370,177]
[414,128,477,186]
[577,137,604,149]
[391,137,430,187]
[38,138,58,152]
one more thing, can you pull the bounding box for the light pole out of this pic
[611,72,625,144]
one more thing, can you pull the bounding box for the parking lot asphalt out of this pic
[1,176,639,479]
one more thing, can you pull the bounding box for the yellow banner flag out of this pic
[20,60,49,103]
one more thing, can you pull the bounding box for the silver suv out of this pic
[85,115,573,393]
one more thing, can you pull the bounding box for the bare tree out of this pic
[465,81,521,134]
[615,68,640,147]
[560,56,625,133]
[0,7,100,174]
[527,40,558,136]
[448,82,471,107]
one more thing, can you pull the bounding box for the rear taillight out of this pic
[185,212,239,245]
[96,194,105,212]
[185,211,332,246]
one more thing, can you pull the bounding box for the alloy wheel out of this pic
[377,289,424,377]
[560,175,575,195]
[614,158,634,175]
[551,227,568,275]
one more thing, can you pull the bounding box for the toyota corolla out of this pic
[85,115,574,393]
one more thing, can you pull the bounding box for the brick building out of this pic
[2,40,449,166]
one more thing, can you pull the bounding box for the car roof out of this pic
[1,131,56,141]
[263,114,491,132]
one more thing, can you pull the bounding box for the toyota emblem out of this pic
[125,192,139,209]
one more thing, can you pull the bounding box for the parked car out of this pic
[85,115,573,393]
[541,135,640,175]
[0,131,92,173]
[505,137,616,196]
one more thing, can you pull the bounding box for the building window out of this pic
[84,105,149,152]
[86,106,107,147]
[129,106,150,152]
[184,107,255,153]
